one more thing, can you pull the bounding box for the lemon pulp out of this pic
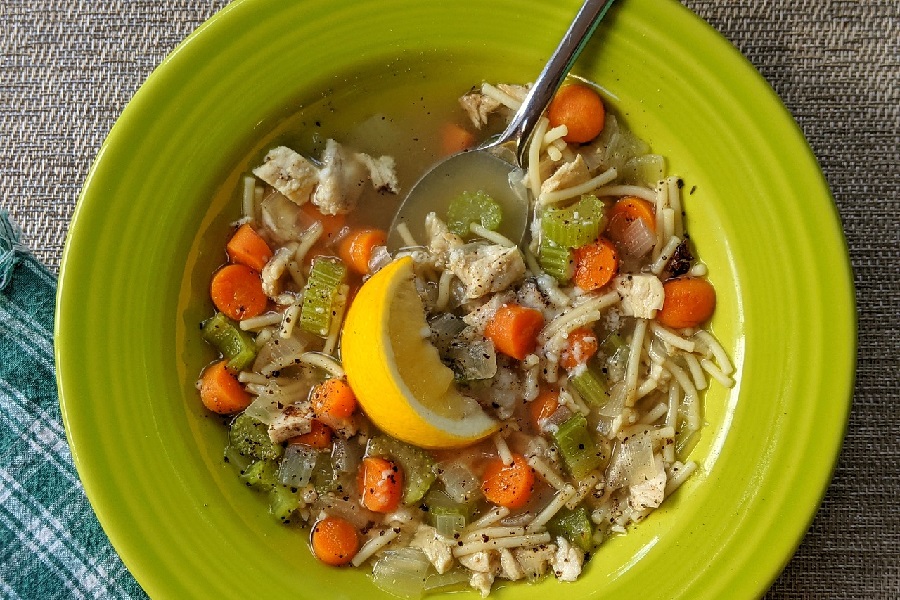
[342,256,498,448]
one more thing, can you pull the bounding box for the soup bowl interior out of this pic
[56,0,854,598]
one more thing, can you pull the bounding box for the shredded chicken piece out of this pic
[252,146,318,205]
[267,402,313,443]
[540,154,591,195]
[448,244,526,299]
[550,537,584,582]
[614,274,665,319]
[425,212,464,268]
[410,525,455,574]
[628,454,667,511]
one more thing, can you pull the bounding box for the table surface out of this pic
[1,0,897,598]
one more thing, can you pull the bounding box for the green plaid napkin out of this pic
[0,211,145,599]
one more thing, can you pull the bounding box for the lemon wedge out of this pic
[341,256,498,448]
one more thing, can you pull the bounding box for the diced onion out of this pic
[618,216,655,259]
[278,445,319,487]
[371,548,430,599]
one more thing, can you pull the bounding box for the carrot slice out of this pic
[357,456,403,513]
[311,515,359,567]
[226,223,273,272]
[301,202,348,245]
[311,378,357,420]
[288,420,334,450]
[607,196,657,244]
[559,327,599,370]
[210,263,268,321]
[572,237,619,291]
[198,360,252,414]
[337,227,387,275]
[440,122,477,156]
[528,389,560,432]
[657,277,717,329]
[481,454,535,509]
[484,303,545,360]
[547,83,606,144]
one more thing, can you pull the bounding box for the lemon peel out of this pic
[341,256,498,448]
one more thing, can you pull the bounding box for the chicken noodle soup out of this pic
[197,81,733,597]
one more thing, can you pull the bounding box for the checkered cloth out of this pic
[0,1,897,598]
[0,212,145,598]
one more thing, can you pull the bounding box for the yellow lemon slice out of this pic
[342,256,499,448]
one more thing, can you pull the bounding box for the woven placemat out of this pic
[1,0,897,597]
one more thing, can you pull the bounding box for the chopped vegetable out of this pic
[481,453,535,509]
[559,326,599,371]
[358,456,404,513]
[547,83,606,143]
[446,190,502,237]
[198,360,252,415]
[367,435,436,504]
[541,194,606,248]
[311,515,360,566]
[311,378,358,430]
[440,122,476,156]
[423,488,473,536]
[657,277,717,329]
[528,389,560,432]
[278,444,321,487]
[607,196,656,245]
[301,202,347,244]
[547,506,593,552]
[552,414,607,479]
[228,413,283,460]
[572,236,619,291]
[371,548,430,598]
[299,257,347,336]
[269,484,302,522]
[240,459,278,489]
[538,239,574,284]
[200,312,257,371]
[567,362,608,406]
[337,227,388,275]
[288,420,334,450]
[226,223,273,272]
[484,303,544,360]
[210,263,268,321]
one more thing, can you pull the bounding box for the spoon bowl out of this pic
[387,0,617,250]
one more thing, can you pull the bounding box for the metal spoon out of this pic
[387,0,617,250]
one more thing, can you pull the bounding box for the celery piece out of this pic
[538,239,574,284]
[423,489,471,536]
[601,331,625,355]
[299,257,347,337]
[240,459,279,490]
[229,413,283,461]
[552,414,607,479]
[541,194,607,248]
[547,506,594,552]
[568,363,608,406]
[269,484,302,523]
[446,190,502,237]
[367,435,436,504]
[201,312,258,371]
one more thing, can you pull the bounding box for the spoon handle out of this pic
[497,0,617,166]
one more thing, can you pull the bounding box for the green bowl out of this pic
[56,0,855,597]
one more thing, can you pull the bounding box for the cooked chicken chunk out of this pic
[252,146,318,205]
[614,274,665,319]
[448,244,526,299]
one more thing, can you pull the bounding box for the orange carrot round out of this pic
[226,223,273,272]
[198,360,252,414]
[528,389,560,432]
[337,227,387,275]
[607,196,657,244]
[301,202,348,245]
[484,304,545,360]
[481,454,535,509]
[288,420,334,450]
[440,122,477,156]
[657,277,717,329]
[572,237,619,291]
[547,83,606,144]
[311,515,359,567]
[559,327,599,370]
[210,263,268,321]
[311,378,358,426]
[357,456,403,513]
